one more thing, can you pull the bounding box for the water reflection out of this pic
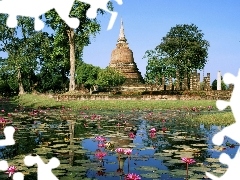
[0,109,238,179]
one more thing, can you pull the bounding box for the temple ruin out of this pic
[109,19,144,84]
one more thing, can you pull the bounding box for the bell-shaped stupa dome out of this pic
[109,19,143,84]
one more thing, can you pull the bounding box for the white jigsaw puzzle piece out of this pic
[0,160,8,171]
[24,155,60,180]
[0,0,123,31]
[80,0,123,30]
[0,126,15,146]
[206,69,240,179]
[12,172,24,180]
[206,148,240,179]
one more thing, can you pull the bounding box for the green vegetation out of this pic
[96,67,126,87]
[75,63,126,91]
[75,62,101,90]
[190,112,234,126]
[8,94,233,126]
[144,24,210,87]
[15,94,217,110]
[211,76,228,90]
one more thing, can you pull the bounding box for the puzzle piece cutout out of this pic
[24,155,60,180]
[0,126,60,180]
[13,172,24,180]
[0,0,123,31]
[206,148,240,180]
[0,126,15,146]
[206,69,240,179]
[0,160,8,171]
[0,126,20,179]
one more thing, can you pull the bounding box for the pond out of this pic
[0,106,237,180]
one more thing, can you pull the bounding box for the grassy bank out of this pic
[2,94,233,126]
[190,112,235,126]
[14,94,219,110]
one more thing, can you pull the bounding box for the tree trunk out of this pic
[17,68,25,95]
[68,29,76,91]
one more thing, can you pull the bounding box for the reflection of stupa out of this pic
[109,19,144,84]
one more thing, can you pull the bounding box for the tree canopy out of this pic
[75,62,101,90]
[144,24,210,88]
[96,67,126,87]
[44,1,113,91]
[0,1,115,95]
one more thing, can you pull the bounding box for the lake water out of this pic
[0,107,237,180]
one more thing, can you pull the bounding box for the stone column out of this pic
[183,72,188,90]
[190,72,193,91]
[162,76,165,86]
[229,84,234,91]
[175,71,180,90]
[207,73,211,90]
[169,76,173,90]
[197,73,200,90]
[203,77,207,90]
[162,76,166,90]
[193,70,197,90]
[217,71,221,90]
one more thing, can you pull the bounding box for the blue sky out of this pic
[83,0,240,83]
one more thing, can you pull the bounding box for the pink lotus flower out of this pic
[98,143,106,148]
[149,128,156,133]
[124,148,132,155]
[0,117,6,123]
[181,157,196,179]
[95,151,107,160]
[6,165,17,177]
[125,173,141,180]
[150,132,156,138]
[115,148,125,154]
[95,136,106,142]
[129,132,136,139]
[181,157,196,164]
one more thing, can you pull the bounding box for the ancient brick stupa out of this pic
[109,19,144,84]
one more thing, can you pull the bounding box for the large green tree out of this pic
[96,67,125,88]
[75,62,101,90]
[35,30,70,93]
[44,1,113,91]
[144,24,210,88]
[0,15,47,94]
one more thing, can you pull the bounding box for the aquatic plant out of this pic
[5,165,17,178]
[124,148,132,155]
[181,157,196,179]
[125,173,141,180]
[115,148,125,154]
[95,136,106,142]
[95,151,107,160]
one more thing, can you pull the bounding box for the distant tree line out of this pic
[0,14,228,96]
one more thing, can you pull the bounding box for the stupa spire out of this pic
[117,18,127,43]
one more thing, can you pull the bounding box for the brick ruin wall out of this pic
[54,70,234,101]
